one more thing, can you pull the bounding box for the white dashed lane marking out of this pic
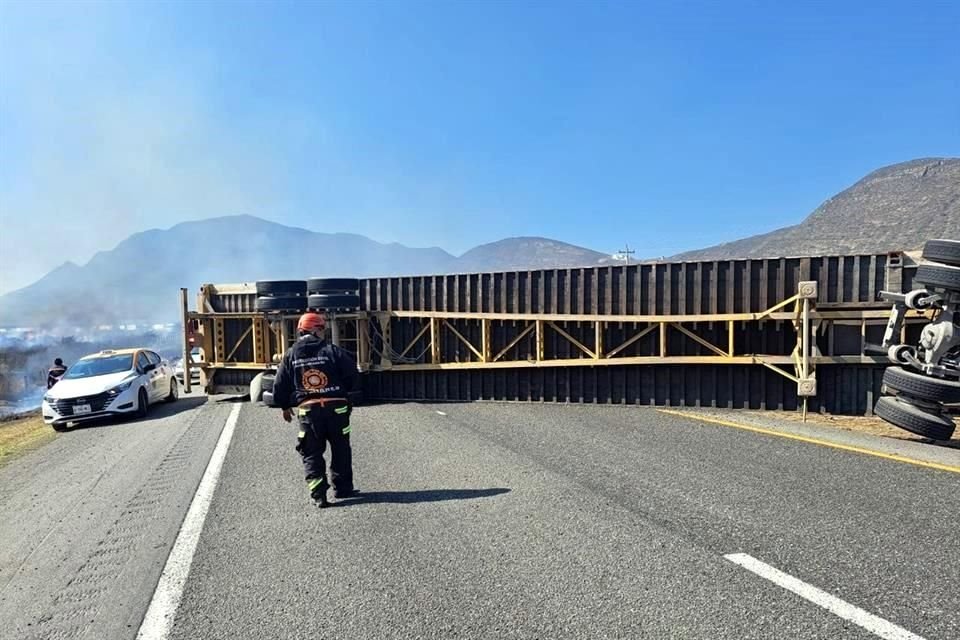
[724,553,926,640]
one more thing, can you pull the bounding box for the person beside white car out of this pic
[42,348,178,431]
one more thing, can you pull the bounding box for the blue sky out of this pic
[1,0,958,294]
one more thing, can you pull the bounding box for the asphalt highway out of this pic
[1,397,957,639]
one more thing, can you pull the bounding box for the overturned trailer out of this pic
[180,251,932,416]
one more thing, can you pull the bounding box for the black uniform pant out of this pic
[296,401,353,496]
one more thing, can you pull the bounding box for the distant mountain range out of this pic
[1,157,957,328]
[0,216,609,327]
[672,158,960,261]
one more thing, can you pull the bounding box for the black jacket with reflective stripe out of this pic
[272,335,360,410]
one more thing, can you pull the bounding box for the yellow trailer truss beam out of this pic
[183,280,934,411]
[493,322,536,362]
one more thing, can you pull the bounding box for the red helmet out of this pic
[297,312,326,333]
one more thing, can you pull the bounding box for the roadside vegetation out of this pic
[0,411,55,466]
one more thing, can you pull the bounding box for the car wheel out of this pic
[137,387,150,419]
[882,366,960,404]
[915,263,960,293]
[307,278,360,293]
[875,396,955,440]
[921,239,960,267]
[256,280,307,296]
[307,293,360,311]
[166,378,179,403]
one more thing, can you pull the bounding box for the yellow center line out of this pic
[658,409,960,475]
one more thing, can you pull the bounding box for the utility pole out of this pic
[615,245,635,265]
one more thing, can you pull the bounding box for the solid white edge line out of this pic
[136,403,242,640]
[724,553,926,640]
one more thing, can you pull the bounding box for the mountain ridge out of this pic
[671,157,960,261]
[0,218,608,326]
[3,157,957,328]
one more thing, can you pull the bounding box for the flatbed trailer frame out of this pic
[180,277,931,416]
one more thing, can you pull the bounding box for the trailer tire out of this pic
[256,296,308,312]
[882,367,960,403]
[915,263,960,293]
[307,293,360,311]
[922,239,960,267]
[875,396,955,440]
[307,278,360,293]
[256,280,307,296]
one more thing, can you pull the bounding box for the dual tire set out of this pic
[254,278,361,313]
[875,239,960,441]
[254,278,360,407]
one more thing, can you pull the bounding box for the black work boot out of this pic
[313,490,330,509]
[334,487,360,499]
[308,478,330,508]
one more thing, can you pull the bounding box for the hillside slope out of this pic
[457,237,608,272]
[673,158,960,260]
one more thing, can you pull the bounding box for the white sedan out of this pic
[42,348,178,430]
[173,347,203,385]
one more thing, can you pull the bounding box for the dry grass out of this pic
[744,410,960,449]
[0,412,56,466]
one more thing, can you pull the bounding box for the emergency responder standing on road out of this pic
[47,358,67,389]
[273,312,361,508]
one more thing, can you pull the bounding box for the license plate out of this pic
[74,404,92,415]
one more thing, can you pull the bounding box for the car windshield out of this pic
[63,355,134,379]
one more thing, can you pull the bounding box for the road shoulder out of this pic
[660,407,960,472]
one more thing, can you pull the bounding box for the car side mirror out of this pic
[143,363,157,373]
